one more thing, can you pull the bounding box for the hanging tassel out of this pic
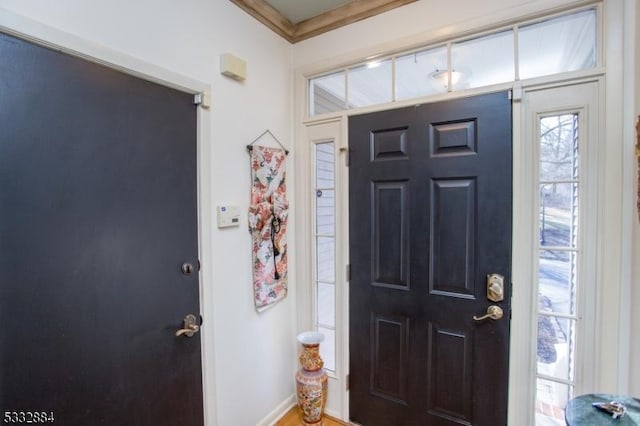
[271,215,281,280]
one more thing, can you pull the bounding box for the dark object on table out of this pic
[566,394,640,425]
[593,401,626,419]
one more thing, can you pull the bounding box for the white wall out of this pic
[0,1,296,425]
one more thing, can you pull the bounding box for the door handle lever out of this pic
[176,323,199,337]
[176,314,200,337]
[473,305,503,321]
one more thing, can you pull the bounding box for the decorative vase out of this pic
[295,331,328,426]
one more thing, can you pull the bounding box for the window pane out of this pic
[318,327,336,372]
[317,282,335,327]
[310,71,346,116]
[535,378,572,426]
[348,59,392,107]
[395,47,448,100]
[520,9,596,80]
[316,189,335,235]
[537,315,576,382]
[540,115,579,181]
[540,183,578,248]
[317,236,335,282]
[539,249,577,315]
[314,137,337,373]
[316,143,335,188]
[451,30,515,89]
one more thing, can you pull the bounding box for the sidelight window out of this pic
[314,141,337,372]
[535,114,580,425]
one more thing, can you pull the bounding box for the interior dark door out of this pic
[0,33,203,425]
[349,92,512,425]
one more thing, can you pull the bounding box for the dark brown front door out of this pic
[0,33,203,425]
[349,92,512,425]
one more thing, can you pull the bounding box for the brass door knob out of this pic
[176,314,200,337]
[473,305,504,321]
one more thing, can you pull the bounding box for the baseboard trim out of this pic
[324,408,342,420]
[324,409,351,425]
[258,395,351,425]
[257,394,297,426]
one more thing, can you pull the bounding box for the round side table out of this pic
[565,394,640,425]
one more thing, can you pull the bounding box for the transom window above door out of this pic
[308,7,597,116]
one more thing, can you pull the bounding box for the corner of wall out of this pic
[256,394,297,426]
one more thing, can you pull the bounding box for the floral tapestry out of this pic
[248,146,289,311]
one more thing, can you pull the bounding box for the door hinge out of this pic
[194,92,211,109]
[346,264,351,281]
[346,374,350,391]
[340,146,350,167]
[197,259,201,271]
[510,83,522,102]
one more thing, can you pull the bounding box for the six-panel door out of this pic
[349,92,512,425]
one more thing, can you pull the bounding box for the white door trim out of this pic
[510,78,603,424]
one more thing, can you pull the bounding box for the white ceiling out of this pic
[264,0,354,24]
[231,0,417,43]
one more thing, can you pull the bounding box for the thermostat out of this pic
[216,205,240,228]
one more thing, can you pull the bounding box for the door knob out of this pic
[473,305,504,321]
[176,314,200,337]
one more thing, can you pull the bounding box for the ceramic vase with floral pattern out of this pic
[295,331,328,426]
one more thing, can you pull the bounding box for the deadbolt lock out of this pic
[487,273,504,302]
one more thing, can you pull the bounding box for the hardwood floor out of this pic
[275,406,351,426]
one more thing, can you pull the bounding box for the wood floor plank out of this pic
[275,406,351,425]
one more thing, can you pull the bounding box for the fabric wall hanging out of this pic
[247,140,289,311]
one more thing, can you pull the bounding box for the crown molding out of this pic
[230,0,418,43]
